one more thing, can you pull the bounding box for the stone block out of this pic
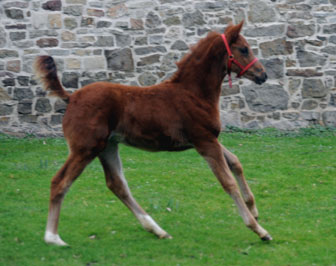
[163,16,181,26]
[130,18,144,30]
[297,49,327,67]
[19,115,38,123]
[87,8,104,17]
[95,36,114,47]
[145,11,162,28]
[0,117,10,126]
[260,38,293,57]
[51,114,63,125]
[48,14,62,29]
[83,57,105,70]
[5,9,24,19]
[35,87,47,97]
[14,87,34,100]
[31,12,48,29]
[0,27,7,48]
[65,58,81,70]
[0,103,14,115]
[97,21,112,28]
[64,5,83,16]
[115,34,132,47]
[321,46,336,55]
[62,72,79,88]
[260,58,284,79]
[18,99,32,114]
[107,4,128,18]
[322,111,336,126]
[302,79,328,98]
[66,0,87,3]
[182,10,205,27]
[81,17,95,27]
[6,60,21,73]
[137,54,161,66]
[9,32,26,41]
[244,24,285,37]
[138,72,157,86]
[286,69,323,77]
[0,87,11,100]
[5,24,27,30]
[149,35,163,45]
[134,46,167,55]
[135,37,147,46]
[171,40,188,51]
[287,23,315,38]
[64,17,78,29]
[35,98,52,113]
[42,0,62,11]
[242,83,289,113]
[61,31,76,42]
[36,38,59,47]
[3,78,15,87]
[329,93,336,107]
[301,100,318,110]
[222,85,240,96]
[105,48,134,71]
[4,2,29,8]
[55,99,67,113]
[195,1,228,10]
[248,0,276,23]
[0,49,19,58]
[323,24,336,34]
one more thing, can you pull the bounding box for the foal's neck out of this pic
[170,35,228,105]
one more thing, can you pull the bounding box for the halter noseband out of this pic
[221,34,258,88]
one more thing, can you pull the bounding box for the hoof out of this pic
[261,234,273,241]
[44,231,69,246]
[159,233,173,239]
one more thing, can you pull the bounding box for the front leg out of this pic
[195,139,272,241]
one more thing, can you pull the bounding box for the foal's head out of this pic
[224,21,267,85]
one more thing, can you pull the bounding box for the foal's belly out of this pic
[109,131,193,152]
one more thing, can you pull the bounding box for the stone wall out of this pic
[1,0,336,136]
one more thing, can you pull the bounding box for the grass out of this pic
[0,129,336,265]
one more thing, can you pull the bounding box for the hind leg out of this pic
[99,142,171,239]
[44,152,94,246]
[221,144,259,219]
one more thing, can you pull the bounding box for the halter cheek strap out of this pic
[221,34,258,88]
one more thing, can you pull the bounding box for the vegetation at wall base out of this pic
[0,128,335,265]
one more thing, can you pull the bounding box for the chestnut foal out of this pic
[35,21,271,246]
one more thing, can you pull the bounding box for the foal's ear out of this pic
[227,20,244,42]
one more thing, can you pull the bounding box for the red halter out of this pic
[221,34,258,88]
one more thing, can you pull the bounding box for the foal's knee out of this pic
[245,195,255,208]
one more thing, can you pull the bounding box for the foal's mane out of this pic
[169,24,241,83]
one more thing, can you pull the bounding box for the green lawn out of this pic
[0,129,335,265]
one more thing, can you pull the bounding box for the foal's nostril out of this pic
[255,72,267,85]
[263,72,268,81]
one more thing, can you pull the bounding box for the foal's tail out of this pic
[34,56,70,103]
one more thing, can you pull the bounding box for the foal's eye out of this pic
[239,47,249,56]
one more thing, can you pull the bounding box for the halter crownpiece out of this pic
[221,34,259,88]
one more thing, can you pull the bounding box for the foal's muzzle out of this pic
[255,72,268,85]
